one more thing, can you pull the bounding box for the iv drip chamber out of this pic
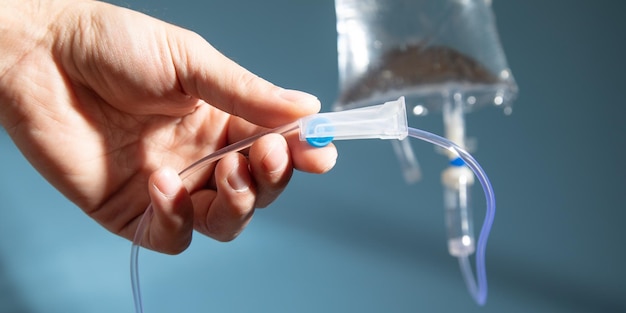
[442,165,476,257]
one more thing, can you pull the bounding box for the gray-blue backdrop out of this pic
[1,1,624,312]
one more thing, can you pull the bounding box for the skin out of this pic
[0,0,337,254]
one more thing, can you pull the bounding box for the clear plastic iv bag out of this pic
[334,0,518,114]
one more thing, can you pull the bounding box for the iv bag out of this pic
[334,0,518,114]
[334,0,518,184]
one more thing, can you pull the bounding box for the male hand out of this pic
[0,0,337,254]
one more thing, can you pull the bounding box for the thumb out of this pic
[168,28,321,127]
[145,167,194,254]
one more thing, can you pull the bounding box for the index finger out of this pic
[168,27,321,128]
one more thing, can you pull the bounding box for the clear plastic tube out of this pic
[408,127,494,305]
[130,122,299,313]
[130,105,495,311]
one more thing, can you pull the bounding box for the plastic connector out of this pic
[299,97,408,146]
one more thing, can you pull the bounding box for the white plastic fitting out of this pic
[299,97,408,147]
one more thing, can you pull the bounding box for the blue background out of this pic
[1,1,624,312]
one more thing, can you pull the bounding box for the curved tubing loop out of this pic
[130,123,495,312]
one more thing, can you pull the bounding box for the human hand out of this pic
[0,0,337,254]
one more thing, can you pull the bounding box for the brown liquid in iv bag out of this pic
[338,43,500,106]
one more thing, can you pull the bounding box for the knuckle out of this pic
[223,70,260,117]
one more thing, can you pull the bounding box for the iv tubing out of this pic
[408,127,494,306]
[130,122,299,313]
[131,122,494,312]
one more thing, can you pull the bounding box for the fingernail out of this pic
[263,139,288,174]
[227,163,251,193]
[279,89,320,107]
[319,146,338,173]
[323,150,338,173]
[154,168,180,199]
